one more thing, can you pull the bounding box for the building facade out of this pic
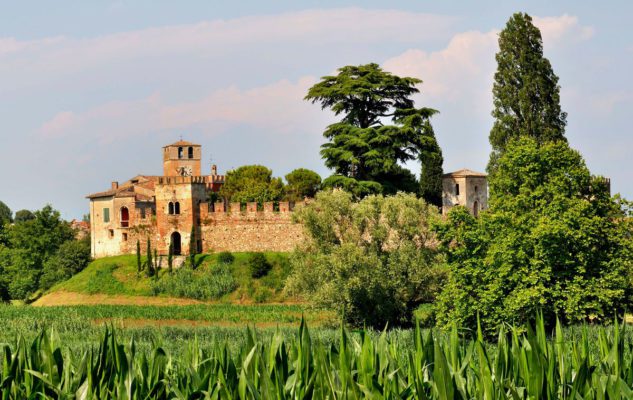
[441,169,488,216]
[87,141,303,258]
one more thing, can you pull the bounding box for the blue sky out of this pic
[0,1,631,219]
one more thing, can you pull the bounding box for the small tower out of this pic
[162,140,201,177]
[442,169,488,216]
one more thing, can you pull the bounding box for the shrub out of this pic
[217,251,235,265]
[151,264,237,300]
[248,253,272,278]
[40,240,92,290]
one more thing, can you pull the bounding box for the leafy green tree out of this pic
[489,12,567,171]
[284,169,322,201]
[40,239,91,290]
[0,201,12,226]
[435,138,629,334]
[305,63,443,198]
[286,190,446,328]
[13,210,35,223]
[219,165,285,204]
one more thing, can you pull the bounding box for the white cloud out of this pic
[39,76,327,142]
[533,14,594,46]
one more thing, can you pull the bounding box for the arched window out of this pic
[473,201,479,217]
[120,206,129,227]
[178,147,183,159]
[188,146,194,159]
[455,184,460,196]
[174,202,180,215]
[168,202,174,215]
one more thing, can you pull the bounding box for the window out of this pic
[168,202,174,215]
[178,147,183,159]
[120,206,129,227]
[140,207,146,219]
[174,202,181,214]
[188,146,194,159]
[455,184,460,196]
[103,208,110,223]
[474,185,478,193]
[122,233,128,241]
[108,229,114,238]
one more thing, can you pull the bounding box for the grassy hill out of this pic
[40,252,294,305]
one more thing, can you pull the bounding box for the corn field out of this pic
[1,316,632,399]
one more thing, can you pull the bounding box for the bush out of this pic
[217,251,235,265]
[414,303,436,328]
[40,239,92,290]
[151,264,237,300]
[248,253,272,278]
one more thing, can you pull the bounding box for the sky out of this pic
[0,1,631,219]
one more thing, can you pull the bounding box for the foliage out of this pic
[136,239,141,273]
[217,251,235,264]
[284,168,322,201]
[248,252,272,278]
[39,239,92,290]
[13,209,34,223]
[286,190,446,328]
[1,315,633,398]
[435,138,630,334]
[419,133,444,207]
[0,200,11,225]
[0,205,75,300]
[167,242,173,274]
[145,238,154,278]
[489,12,567,171]
[305,63,443,197]
[219,165,284,204]
[151,264,237,300]
[189,226,196,268]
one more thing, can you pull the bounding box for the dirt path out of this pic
[32,291,206,307]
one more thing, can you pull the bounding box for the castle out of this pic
[87,140,487,258]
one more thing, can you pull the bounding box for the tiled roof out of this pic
[86,189,116,199]
[443,168,487,178]
[163,140,199,147]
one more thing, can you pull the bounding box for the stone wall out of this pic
[200,204,304,252]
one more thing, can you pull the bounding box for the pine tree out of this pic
[168,242,173,274]
[189,226,196,269]
[154,248,160,279]
[136,239,142,273]
[488,12,567,172]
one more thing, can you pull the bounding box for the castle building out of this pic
[87,141,488,259]
[441,169,488,216]
[87,140,302,258]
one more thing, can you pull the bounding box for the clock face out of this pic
[178,166,193,176]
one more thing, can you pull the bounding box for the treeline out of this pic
[285,12,633,333]
[0,203,90,301]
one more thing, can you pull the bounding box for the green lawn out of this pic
[49,252,293,303]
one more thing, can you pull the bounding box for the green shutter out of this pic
[103,208,110,222]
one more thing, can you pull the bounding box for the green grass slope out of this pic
[49,252,294,303]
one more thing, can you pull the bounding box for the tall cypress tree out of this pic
[189,226,196,269]
[146,238,154,277]
[419,125,444,208]
[488,12,567,172]
[136,239,141,273]
[167,242,173,274]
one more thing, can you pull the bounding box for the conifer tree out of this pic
[154,248,160,278]
[189,226,196,269]
[167,242,173,274]
[136,239,141,273]
[146,238,154,277]
[488,12,567,171]
[419,126,444,208]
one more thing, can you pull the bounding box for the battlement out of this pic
[206,201,296,215]
[158,176,209,185]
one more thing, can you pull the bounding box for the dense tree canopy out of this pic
[284,168,321,202]
[286,190,446,328]
[489,12,567,171]
[0,201,12,226]
[0,205,76,300]
[14,209,35,223]
[305,63,443,201]
[219,165,284,204]
[435,138,629,334]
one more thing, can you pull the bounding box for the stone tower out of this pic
[442,169,488,216]
[163,140,202,177]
